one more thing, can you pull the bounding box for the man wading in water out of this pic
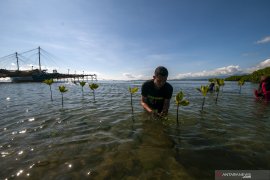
[141,66,173,118]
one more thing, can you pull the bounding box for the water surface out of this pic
[0,81,269,179]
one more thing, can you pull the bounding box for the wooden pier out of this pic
[0,47,97,83]
[0,69,97,83]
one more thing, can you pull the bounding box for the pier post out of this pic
[38,47,41,71]
[16,52,19,71]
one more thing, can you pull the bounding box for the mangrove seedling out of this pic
[79,81,86,94]
[219,79,225,92]
[238,79,245,94]
[214,79,223,104]
[215,85,220,104]
[175,91,189,125]
[89,83,99,101]
[129,87,139,114]
[59,85,68,107]
[43,79,54,101]
[196,85,209,111]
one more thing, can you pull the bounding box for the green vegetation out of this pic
[215,85,220,104]
[208,78,224,103]
[225,67,270,83]
[129,87,139,114]
[208,78,215,83]
[89,83,99,101]
[79,81,86,94]
[59,85,68,107]
[175,91,189,125]
[225,75,249,82]
[215,79,224,103]
[219,79,225,92]
[238,79,245,94]
[43,79,54,101]
[197,85,209,111]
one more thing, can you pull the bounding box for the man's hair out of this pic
[154,66,168,77]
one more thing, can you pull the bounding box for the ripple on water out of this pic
[0,81,270,179]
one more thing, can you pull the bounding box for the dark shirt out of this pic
[141,79,173,113]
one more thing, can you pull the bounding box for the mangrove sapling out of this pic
[43,79,54,101]
[208,78,215,85]
[215,85,220,104]
[214,79,223,104]
[79,81,86,94]
[59,85,68,107]
[89,83,99,101]
[128,87,139,114]
[238,79,245,94]
[219,79,225,92]
[175,91,189,125]
[196,85,209,111]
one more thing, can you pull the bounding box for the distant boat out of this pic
[0,47,61,82]
[1,68,96,83]
[1,69,61,82]
[11,76,34,82]
[0,47,97,83]
[31,70,60,82]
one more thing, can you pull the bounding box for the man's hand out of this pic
[151,111,167,120]
[159,111,167,117]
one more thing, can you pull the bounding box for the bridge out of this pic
[0,47,97,82]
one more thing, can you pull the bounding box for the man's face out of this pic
[153,75,167,89]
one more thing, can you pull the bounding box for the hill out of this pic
[225,67,270,83]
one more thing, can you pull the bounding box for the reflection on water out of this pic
[0,81,270,179]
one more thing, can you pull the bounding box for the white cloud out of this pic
[175,65,242,79]
[247,59,270,72]
[256,36,270,44]
[256,59,270,68]
[122,73,145,80]
[175,59,270,79]
[123,73,136,79]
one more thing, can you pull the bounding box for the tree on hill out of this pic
[225,67,270,83]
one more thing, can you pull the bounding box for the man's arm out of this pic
[141,96,153,113]
[161,99,170,115]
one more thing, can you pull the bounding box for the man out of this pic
[141,66,173,117]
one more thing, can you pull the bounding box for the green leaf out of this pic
[175,91,184,103]
[89,83,99,90]
[175,91,189,106]
[196,85,209,96]
[215,85,220,92]
[43,79,53,85]
[219,79,225,86]
[79,81,86,87]
[180,99,189,106]
[200,85,209,96]
[59,85,68,93]
[129,87,139,94]
[238,79,245,86]
[215,78,220,86]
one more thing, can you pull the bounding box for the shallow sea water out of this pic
[0,80,269,179]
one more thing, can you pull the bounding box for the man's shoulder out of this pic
[141,79,153,95]
[142,79,154,86]
[165,82,173,90]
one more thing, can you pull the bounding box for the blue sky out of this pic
[0,0,270,80]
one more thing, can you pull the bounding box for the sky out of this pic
[0,0,270,80]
